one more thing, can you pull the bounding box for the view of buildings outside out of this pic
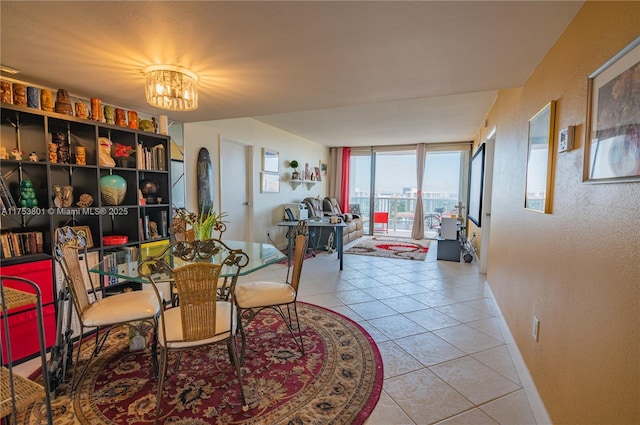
[350,151,462,234]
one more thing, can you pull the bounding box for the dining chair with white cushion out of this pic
[235,232,308,361]
[139,238,250,422]
[53,226,161,392]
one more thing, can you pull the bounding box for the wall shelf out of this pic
[288,179,321,190]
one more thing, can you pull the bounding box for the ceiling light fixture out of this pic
[144,65,198,111]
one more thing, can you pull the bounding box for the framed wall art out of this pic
[525,101,556,213]
[261,172,280,193]
[262,148,279,173]
[584,35,640,183]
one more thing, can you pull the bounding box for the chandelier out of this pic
[144,65,198,111]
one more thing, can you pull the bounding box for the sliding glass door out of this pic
[349,145,470,239]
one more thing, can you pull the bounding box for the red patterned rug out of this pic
[346,236,430,261]
[20,302,383,424]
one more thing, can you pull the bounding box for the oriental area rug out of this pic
[346,236,430,261]
[19,303,383,425]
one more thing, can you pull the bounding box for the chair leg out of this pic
[150,316,159,378]
[70,326,86,392]
[153,346,168,425]
[274,304,305,355]
[227,339,249,412]
[71,326,111,392]
[237,311,248,364]
[285,303,305,355]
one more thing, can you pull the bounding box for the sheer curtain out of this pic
[411,143,426,239]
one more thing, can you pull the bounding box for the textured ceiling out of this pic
[0,1,582,146]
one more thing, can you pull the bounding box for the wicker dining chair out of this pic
[53,226,161,392]
[139,239,250,422]
[235,232,308,362]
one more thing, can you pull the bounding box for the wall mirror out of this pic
[525,101,555,213]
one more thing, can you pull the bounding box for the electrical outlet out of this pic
[532,315,540,341]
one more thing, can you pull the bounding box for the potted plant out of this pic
[114,143,136,168]
[175,205,228,241]
[290,160,300,180]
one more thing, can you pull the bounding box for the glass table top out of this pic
[90,240,286,285]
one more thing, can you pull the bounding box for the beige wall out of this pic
[183,117,328,248]
[483,3,639,424]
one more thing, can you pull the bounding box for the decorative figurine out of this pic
[40,89,54,112]
[98,137,115,167]
[149,220,159,239]
[12,83,26,106]
[27,87,39,109]
[52,184,74,208]
[54,89,73,115]
[29,152,39,162]
[91,98,102,121]
[0,146,8,160]
[12,148,24,160]
[127,110,138,129]
[76,193,94,208]
[75,102,88,119]
[0,82,11,104]
[48,143,58,163]
[75,146,86,165]
[104,105,115,125]
[115,108,127,127]
[18,180,38,208]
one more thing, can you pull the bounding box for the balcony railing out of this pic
[349,195,459,233]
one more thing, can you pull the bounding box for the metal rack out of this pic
[1,276,53,424]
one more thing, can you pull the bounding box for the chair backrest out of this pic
[323,197,342,215]
[53,226,97,317]
[172,262,223,341]
[303,197,324,219]
[288,233,308,292]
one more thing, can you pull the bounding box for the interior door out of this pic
[219,137,253,241]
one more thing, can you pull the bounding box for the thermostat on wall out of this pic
[558,126,574,153]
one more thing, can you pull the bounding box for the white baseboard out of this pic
[484,282,553,425]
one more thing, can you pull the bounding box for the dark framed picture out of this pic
[525,101,556,213]
[584,35,640,183]
[468,143,485,227]
[72,225,94,248]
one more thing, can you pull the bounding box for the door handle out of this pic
[243,201,251,206]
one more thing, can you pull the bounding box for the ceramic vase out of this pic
[100,174,127,205]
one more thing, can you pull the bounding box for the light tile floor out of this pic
[244,238,539,425]
[15,238,540,424]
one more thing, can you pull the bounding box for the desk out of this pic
[278,220,346,270]
[90,240,286,284]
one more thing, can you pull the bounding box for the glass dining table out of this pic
[89,240,286,285]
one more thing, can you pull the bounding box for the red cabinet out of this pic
[1,259,56,361]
